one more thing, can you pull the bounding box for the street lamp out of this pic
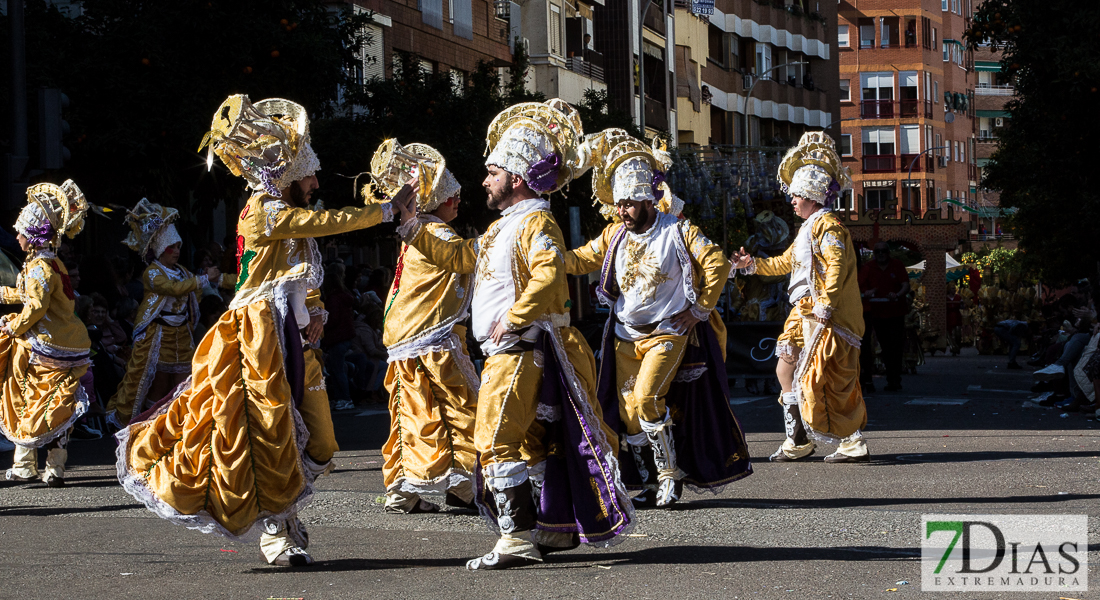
[905,145,949,213]
[742,61,807,146]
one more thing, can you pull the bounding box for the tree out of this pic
[965,1,1100,284]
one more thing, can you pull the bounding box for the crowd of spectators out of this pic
[1025,285,1100,415]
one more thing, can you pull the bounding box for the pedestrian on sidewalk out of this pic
[858,241,909,391]
[993,318,1029,369]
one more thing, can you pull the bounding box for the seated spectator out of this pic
[348,305,389,403]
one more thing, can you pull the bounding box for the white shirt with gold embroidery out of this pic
[613,211,691,341]
[471,198,546,356]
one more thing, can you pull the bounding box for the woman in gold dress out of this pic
[0,180,91,487]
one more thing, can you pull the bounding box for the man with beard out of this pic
[393,100,634,570]
[116,95,411,567]
[564,130,750,508]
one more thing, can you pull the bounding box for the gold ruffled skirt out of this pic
[116,301,310,540]
[0,333,89,447]
[108,322,195,427]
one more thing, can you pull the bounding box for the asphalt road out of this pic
[2,348,1098,600]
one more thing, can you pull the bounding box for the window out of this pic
[421,0,443,29]
[900,124,920,156]
[862,127,896,156]
[755,42,772,78]
[933,81,939,102]
[943,44,949,62]
[924,72,931,101]
[838,25,850,48]
[952,0,958,14]
[899,71,918,115]
[452,0,473,39]
[840,134,852,156]
[961,141,965,164]
[708,24,728,67]
[932,28,937,49]
[935,133,943,156]
[839,79,850,101]
[954,140,960,162]
[860,23,875,48]
[942,0,948,10]
[550,4,562,56]
[926,125,933,152]
[866,189,894,211]
[837,189,855,211]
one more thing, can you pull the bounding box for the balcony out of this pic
[863,154,896,173]
[899,154,925,173]
[899,99,919,118]
[643,1,665,36]
[565,57,604,83]
[860,99,895,119]
[978,130,997,141]
[924,100,933,118]
[975,84,1014,96]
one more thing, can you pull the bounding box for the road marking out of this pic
[730,396,771,405]
[967,385,1031,394]
[905,398,970,406]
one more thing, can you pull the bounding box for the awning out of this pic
[975,61,1001,72]
[907,253,970,281]
[976,110,1010,118]
[941,198,1017,218]
[943,38,965,47]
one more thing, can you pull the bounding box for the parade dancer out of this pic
[393,100,634,570]
[730,132,869,463]
[564,130,752,507]
[116,95,406,566]
[368,139,478,514]
[106,199,233,428]
[0,181,91,487]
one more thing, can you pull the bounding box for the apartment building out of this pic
[972,35,1012,245]
[837,0,977,218]
[594,0,676,136]
[674,0,840,148]
[346,0,512,89]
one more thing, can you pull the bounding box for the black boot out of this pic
[466,479,543,570]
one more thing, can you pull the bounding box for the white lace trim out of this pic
[28,353,91,369]
[739,257,758,276]
[689,302,711,322]
[812,303,834,321]
[399,220,422,242]
[0,376,89,448]
[535,402,561,422]
[307,305,329,325]
[380,201,394,223]
[776,342,795,357]
[387,331,481,392]
[131,327,163,420]
[821,231,845,250]
[482,460,528,490]
[28,335,90,359]
[387,469,473,496]
[672,365,707,383]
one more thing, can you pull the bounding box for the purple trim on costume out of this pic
[24,221,55,247]
[824,178,841,208]
[652,170,666,201]
[525,152,561,193]
[595,225,628,308]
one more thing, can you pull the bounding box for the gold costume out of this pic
[755,210,866,440]
[107,261,234,427]
[0,180,91,485]
[117,96,390,561]
[370,140,478,510]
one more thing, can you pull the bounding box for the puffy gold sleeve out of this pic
[0,286,19,304]
[219,273,237,289]
[147,266,203,297]
[403,221,479,275]
[564,223,617,276]
[264,200,391,240]
[7,262,51,336]
[682,220,731,314]
[753,244,793,277]
[504,213,566,331]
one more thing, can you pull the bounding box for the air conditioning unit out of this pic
[937,156,949,167]
[995,117,1004,127]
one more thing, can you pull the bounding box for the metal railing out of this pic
[975,84,1013,96]
[900,154,924,172]
[899,99,919,118]
[860,99,895,119]
[565,57,604,83]
[863,154,896,173]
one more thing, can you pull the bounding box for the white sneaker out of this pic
[333,400,355,411]
[1033,364,1065,381]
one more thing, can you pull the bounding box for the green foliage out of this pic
[965,0,1100,284]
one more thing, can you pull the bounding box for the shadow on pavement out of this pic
[0,503,138,517]
[679,493,1100,511]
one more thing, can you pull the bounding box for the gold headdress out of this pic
[583,129,678,220]
[484,99,584,195]
[365,139,460,213]
[198,95,319,198]
[123,199,181,262]
[15,180,88,249]
[776,132,852,206]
